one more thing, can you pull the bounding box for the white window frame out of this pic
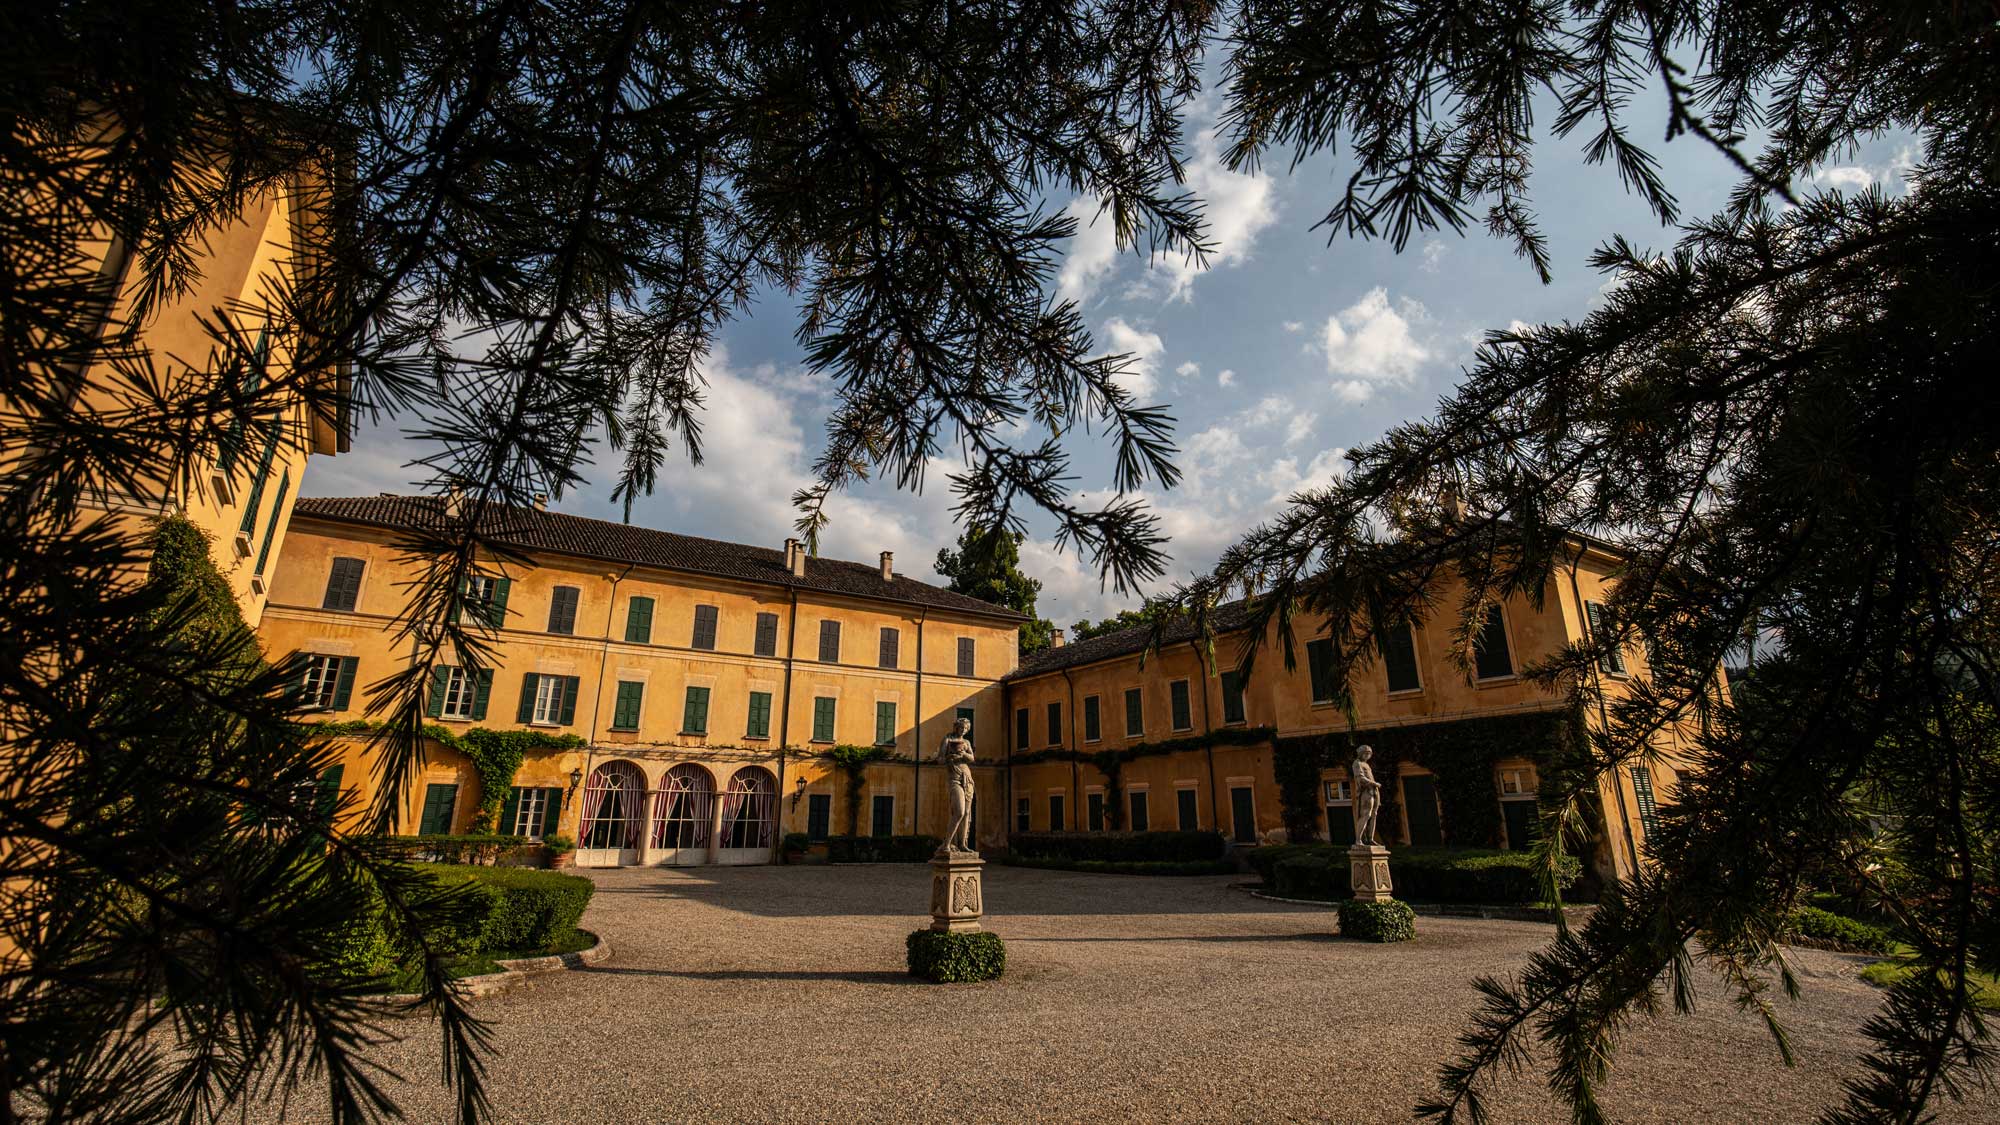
[1499,768,1535,798]
[300,653,343,711]
[511,787,550,838]
[1324,777,1353,805]
[440,667,474,720]
[531,675,565,725]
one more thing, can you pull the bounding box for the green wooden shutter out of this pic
[1474,606,1514,679]
[516,672,539,723]
[558,675,580,725]
[1124,688,1143,735]
[1220,671,1246,723]
[747,691,772,738]
[331,656,358,711]
[626,596,654,643]
[316,764,345,819]
[1083,695,1100,741]
[1170,681,1191,730]
[1586,602,1626,674]
[252,471,289,575]
[541,788,563,835]
[470,669,492,720]
[1306,639,1336,702]
[418,783,459,835]
[683,686,710,733]
[238,427,281,535]
[489,578,512,628]
[612,681,643,729]
[813,697,835,741]
[499,787,522,836]
[875,700,896,745]
[426,666,449,717]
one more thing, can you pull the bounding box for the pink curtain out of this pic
[746,779,774,848]
[578,774,608,846]
[717,781,745,843]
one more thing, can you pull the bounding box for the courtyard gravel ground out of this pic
[262,865,1996,1124]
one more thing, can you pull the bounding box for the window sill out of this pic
[1386,688,1425,698]
[679,730,709,738]
[528,721,565,729]
[1222,719,1248,727]
[1170,725,1194,734]
[809,739,833,745]
[439,716,474,723]
[1472,674,1520,687]
[742,734,769,742]
[607,726,638,734]
[1309,698,1338,708]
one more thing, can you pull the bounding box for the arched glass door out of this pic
[649,764,715,866]
[716,767,776,864]
[576,761,646,866]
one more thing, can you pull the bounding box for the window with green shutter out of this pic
[547,586,580,634]
[875,700,897,745]
[237,425,281,535]
[1381,621,1422,692]
[1046,701,1062,746]
[754,612,779,656]
[1474,605,1514,679]
[1169,680,1192,731]
[746,691,772,738]
[1014,707,1029,748]
[322,557,365,611]
[806,793,831,840]
[252,470,289,576]
[870,794,894,837]
[818,620,841,663]
[692,604,719,650]
[625,596,654,643]
[417,783,459,835]
[611,681,644,730]
[878,627,899,668]
[1629,766,1661,839]
[957,637,975,677]
[1123,687,1144,736]
[1220,670,1246,724]
[812,696,836,742]
[1585,601,1627,675]
[1083,695,1101,741]
[682,685,710,733]
[1306,638,1337,703]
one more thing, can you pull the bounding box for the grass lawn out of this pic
[1858,945,2000,1011]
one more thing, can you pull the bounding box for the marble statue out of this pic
[940,716,976,854]
[1351,744,1382,846]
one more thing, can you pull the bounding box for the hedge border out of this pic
[906,929,1006,982]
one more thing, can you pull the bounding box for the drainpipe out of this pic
[913,607,927,834]
[1566,548,1640,877]
[1003,674,1015,851]
[1060,667,1079,830]
[777,588,799,831]
[572,563,632,843]
[1190,640,1222,835]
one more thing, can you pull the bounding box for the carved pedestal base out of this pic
[928,850,985,932]
[1348,844,1394,903]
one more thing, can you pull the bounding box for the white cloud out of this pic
[1284,412,1318,448]
[1056,196,1121,305]
[1174,361,1201,380]
[1217,368,1236,387]
[1816,166,1874,191]
[1320,287,1431,402]
[1143,127,1281,303]
[1421,238,1448,273]
[1282,320,1303,333]
[1099,317,1164,399]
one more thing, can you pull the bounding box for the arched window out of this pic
[578,761,646,851]
[718,768,776,850]
[651,764,714,850]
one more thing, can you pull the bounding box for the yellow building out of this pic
[1002,541,1692,884]
[259,495,1026,865]
[7,139,346,619]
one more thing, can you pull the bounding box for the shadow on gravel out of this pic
[1010,933,1336,944]
[581,966,924,985]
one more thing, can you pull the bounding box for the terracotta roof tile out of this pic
[1014,598,1257,678]
[292,495,1028,622]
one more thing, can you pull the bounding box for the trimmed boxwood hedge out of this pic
[325,863,594,979]
[1787,905,1895,954]
[1251,844,1582,905]
[826,834,941,863]
[906,929,1005,982]
[385,833,546,866]
[1001,855,1236,876]
[1338,899,1416,942]
[1008,830,1227,863]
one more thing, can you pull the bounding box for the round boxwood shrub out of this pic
[1338,899,1417,943]
[906,929,1005,982]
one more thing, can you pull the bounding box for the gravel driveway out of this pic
[258,865,1995,1123]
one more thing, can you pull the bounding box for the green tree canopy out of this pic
[935,527,1056,655]
[1071,607,1154,643]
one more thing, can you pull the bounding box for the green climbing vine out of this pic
[307,719,585,830]
[1008,727,1280,830]
[1269,707,1590,847]
[825,743,896,834]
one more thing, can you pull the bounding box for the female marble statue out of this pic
[940,716,976,853]
[1351,744,1383,846]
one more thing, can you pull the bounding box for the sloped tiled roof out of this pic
[1016,598,1258,678]
[292,495,1027,622]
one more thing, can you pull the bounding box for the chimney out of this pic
[443,484,463,518]
[533,492,549,511]
[1051,628,1066,647]
[784,537,805,577]
[879,551,894,581]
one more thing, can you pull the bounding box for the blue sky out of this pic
[306,86,1918,627]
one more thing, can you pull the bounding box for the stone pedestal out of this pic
[928,850,985,932]
[1348,844,1394,903]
